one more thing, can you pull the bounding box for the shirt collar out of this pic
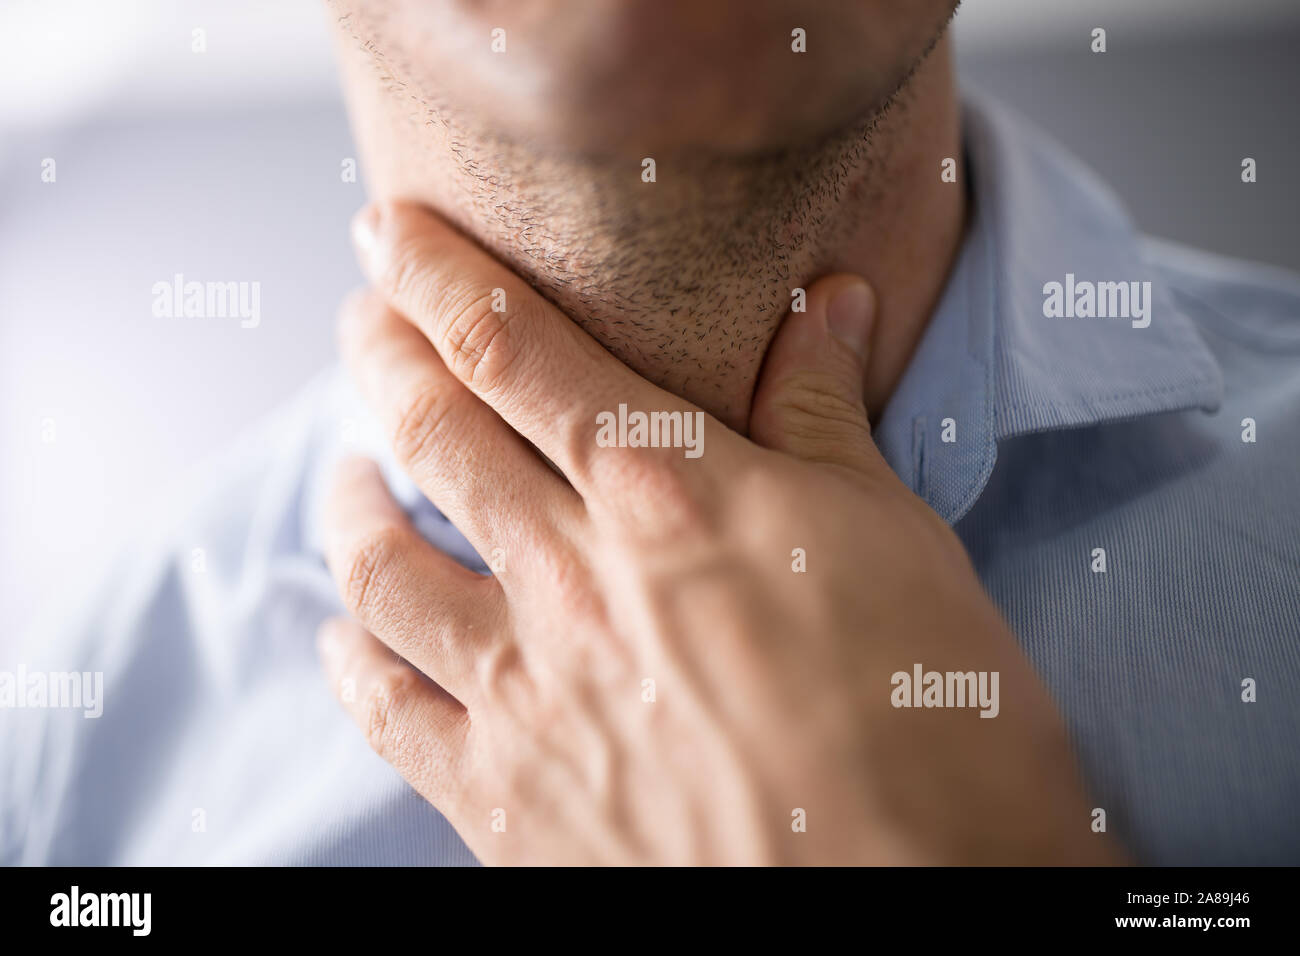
[873,95,1224,525]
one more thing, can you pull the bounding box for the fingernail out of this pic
[351,204,384,278]
[826,280,875,360]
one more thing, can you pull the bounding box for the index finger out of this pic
[352,200,683,491]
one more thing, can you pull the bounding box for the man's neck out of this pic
[341,36,965,431]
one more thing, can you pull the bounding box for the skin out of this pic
[325,0,966,428]
[315,4,1121,862]
[317,202,1120,864]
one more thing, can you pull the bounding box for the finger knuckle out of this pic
[597,454,713,539]
[639,464,706,528]
[362,669,421,759]
[391,381,459,469]
[342,526,405,624]
[771,380,866,438]
[475,641,523,706]
[549,551,606,620]
[442,291,525,394]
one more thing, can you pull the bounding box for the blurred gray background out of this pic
[2,0,1298,644]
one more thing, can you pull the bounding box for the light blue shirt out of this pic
[3,97,1298,865]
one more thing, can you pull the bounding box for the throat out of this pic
[351,37,965,433]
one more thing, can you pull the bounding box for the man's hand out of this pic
[317,200,1120,865]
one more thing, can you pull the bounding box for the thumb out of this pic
[748,274,887,479]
